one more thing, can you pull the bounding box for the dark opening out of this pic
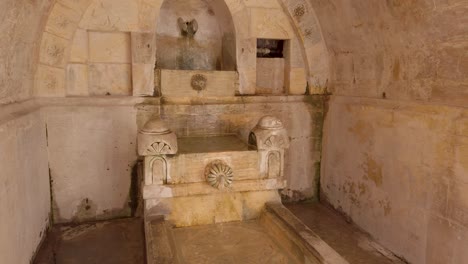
[257,39,284,58]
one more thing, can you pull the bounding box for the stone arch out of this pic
[34,0,329,97]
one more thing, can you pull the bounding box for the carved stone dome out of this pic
[140,118,171,135]
[257,116,284,129]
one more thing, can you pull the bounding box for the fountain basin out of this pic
[145,203,349,264]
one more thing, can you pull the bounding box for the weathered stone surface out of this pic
[35,65,66,97]
[89,64,132,96]
[160,70,237,97]
[249,8,293,39]
[0,110,50,264]
[286,68,307,95]
[45,105,139,223]
[0,0,53,105]
[69,29,89,63]
[79,0,139,31]
[89,32,131,63]
[132,64,154,96]
[256,58,285,94]
[45,3,80,40]
[39,32,69,68]
[321,96,468,264]
[170,221,296,263]
[147,190,280,227]
[66,64,88,96]
[131,33,155,64]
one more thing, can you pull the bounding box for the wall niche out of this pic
[256,39,286,95]
[155,0,236,71]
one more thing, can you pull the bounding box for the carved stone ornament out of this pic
[250,116,289,150]
[138,118,178,156]
[147,141,173,155]
[178,17,198,38]
[264,135,285,148]
[191,74,207,91]
[205,160,234,189]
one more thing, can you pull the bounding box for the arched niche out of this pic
[155,0,236,71]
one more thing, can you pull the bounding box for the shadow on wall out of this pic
[156,0,236,71]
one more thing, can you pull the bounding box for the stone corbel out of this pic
[249,116,289,179]
[138,118,177,186]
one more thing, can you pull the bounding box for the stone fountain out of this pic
[134,1,347,262]
[137,116,347,263]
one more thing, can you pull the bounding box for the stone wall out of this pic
[0,106,50,263]
[43,98,142,223]
[316,1,468,263]
[0,1,53,263]
[0,0,51,105]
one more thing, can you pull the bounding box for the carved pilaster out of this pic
[249,116,289,179]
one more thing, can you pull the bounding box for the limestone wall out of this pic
[0,1,53,263]
[316,1,468,263]
[0,107,50,263]
[0,0,51,105]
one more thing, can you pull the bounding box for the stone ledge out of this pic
[143,178,286,199]
[0,99,41,125]
[263,202,349,264]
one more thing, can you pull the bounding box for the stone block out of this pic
[454,136,468,183]
[238,38,257,69]
[250,8,293,39]
[79,0,139,31]
[89,32,131,63]
[232,10,251,38]
[256,58,285,94]
[131,32,155,64]
[35,64,66,97]
[138,2,160,32]
[160,70,237,97]
[238,67,257,95]
[69,29,89,63]
[132,64,155,96]
[286,68,307,95]
[147,190,280,227]
[39,32,69,68]
[45,3,81,40]
[284,39,305,68]
[166,151,259,184]
[58,0,92,11]
[243,0,282,9]
[89,64,132,96]
[66,64,89,96]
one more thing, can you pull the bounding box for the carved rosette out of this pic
[205,160,234,189]
[191,74,207,91]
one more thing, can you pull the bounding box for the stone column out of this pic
[249,116,290,179]
[137,118,177,217]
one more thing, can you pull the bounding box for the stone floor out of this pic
[286,203,406,264]
[33,218,145,264]
[33,203,405,264]
[171,221,297,263]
